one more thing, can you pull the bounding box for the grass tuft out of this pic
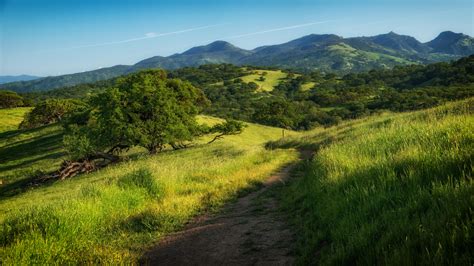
[117,168,163,199]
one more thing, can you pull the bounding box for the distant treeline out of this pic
[12,55,474,130]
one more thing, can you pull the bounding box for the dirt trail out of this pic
[141,150,312,266]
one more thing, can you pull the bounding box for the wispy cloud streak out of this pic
[222,20,336,40]
[68,24,225,49]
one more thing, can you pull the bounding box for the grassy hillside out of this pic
[300,82,316,91]
[267,99,474,265]
[0,114,298,263]
[0,108,31,133]
[1,97,472,264]
[0,124,64,193]
[240,70,287,91]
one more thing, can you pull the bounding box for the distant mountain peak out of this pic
[376,31,414,39]
[0,75,42,85]
[2,31,472,93]
[427,31,473,55]
[437,31,465,38]
[182,40,243,55]
[291,33,342,43]
[209,40,233,46]
[370,31,426,53]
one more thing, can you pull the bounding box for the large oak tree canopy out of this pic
[64,69,210,160]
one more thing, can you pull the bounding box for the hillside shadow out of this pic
[0,132,63,164]
[0,125,64,199]
[0,174,58,200]
[0,152,64,172]
[0,124,51,140]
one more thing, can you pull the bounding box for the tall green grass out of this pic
[269,99,473,265]
[240,69,288,91]
[0,115,298,263]
[0,108,31,133]
[0,124,64,188]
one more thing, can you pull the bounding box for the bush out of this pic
[118,169,163,198]
[19,99,86,129]
[0,90,24,108]
[208,119,246,143]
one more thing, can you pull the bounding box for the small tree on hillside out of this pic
[0,90,24,108]
[252,99,299,129]
[19,99,86,129]
[208,120,246,144]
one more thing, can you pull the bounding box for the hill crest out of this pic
[1,31,473,92]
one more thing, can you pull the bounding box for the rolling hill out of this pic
[427,31,474,55]
[0,110,298,263]
[134,41,252,70]
[1,98,472,264]
[1,31,473,92]
[267,98,474,265]
[0,75,41,84]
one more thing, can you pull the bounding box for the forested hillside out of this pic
[0,60,472,264]
[17,55,474,130]
[1,31,472,93]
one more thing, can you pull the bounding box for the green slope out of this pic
[0,113,298,263]
[2,32,472,93]
[1,98,472,264]
[267,98,474,265]
[0,107,31,132]
[240,70,288,91]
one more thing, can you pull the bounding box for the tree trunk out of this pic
[208,133,225,144]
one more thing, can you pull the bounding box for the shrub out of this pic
[208,119,246,143]
[19,99,86,129]
[0,90,24,108]
[117,169,163,198]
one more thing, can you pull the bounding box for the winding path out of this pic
[141,150,313,266]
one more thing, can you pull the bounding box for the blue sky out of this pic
[1,0,472,76]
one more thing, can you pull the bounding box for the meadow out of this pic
[0,113,298,263]
[0,108,31,132]
[240,70,287,92]
[239,69,315,92]
[1,98,473,264]
[268,98,474,265]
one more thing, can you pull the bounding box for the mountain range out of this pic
[2,31,473,93]
[0,75,41,84]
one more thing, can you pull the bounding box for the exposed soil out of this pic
[141,150,313,266]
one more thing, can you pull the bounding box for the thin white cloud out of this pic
[222,20,336,40]
[68,24,225,49]
[145,32,157,38]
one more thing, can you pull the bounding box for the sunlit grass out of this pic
[240,70,287,91]
[2,99,472,264]
[300,82,316,91]
[0,107,31,133]
[268,98,474,265]
[0,113,298,263]
[0,124,65,187]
